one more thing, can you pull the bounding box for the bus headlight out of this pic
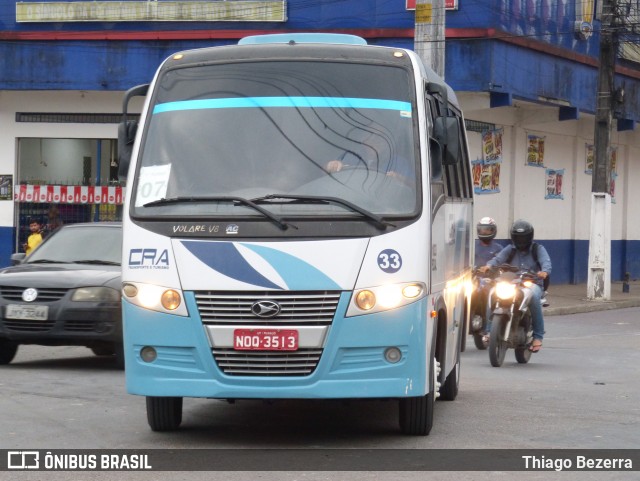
[122,282,188,316]
[347,282,425,317]
[495,281,517,300]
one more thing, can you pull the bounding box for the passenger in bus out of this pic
[324,129,414,186]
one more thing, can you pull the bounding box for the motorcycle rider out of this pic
[475,217,503,266]
[473,217,504,342]
[480,219,551,353]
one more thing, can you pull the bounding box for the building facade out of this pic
[1,0,639,283]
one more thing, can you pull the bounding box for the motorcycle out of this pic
[469,268,496,350]
[486,265,542,367]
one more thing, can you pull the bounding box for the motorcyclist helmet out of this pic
[477,217,497,241]
[510,219,534,251]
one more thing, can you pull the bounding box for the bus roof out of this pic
[238,33,368,46]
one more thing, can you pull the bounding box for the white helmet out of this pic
[477,216,497,241]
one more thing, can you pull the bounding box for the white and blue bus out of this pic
[118,33,473,435]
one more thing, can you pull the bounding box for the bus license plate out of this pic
[5,304,49,321]
[233,329,298,351]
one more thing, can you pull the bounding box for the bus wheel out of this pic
[0,339,19,365]
[399,359,435,435]
[146,396,183,431]
[440,334,462,401]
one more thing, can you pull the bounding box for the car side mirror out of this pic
[11,253,26,265]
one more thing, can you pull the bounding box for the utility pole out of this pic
[414,0,446,77]
[588,0,617,300]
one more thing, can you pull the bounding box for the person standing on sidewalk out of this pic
[480,219,552,353]
[23,217,44,255]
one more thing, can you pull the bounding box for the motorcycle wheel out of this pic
[515,315,533,364]
[488,315,507,367]
[473,331,489,350]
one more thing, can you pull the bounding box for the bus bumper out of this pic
[123,294,431,399]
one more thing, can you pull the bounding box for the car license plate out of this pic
[233,329,298,351]
[5,304,49,321]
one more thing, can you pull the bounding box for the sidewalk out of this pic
[543,280,640,316]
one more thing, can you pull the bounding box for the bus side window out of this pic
[427,98,443,181]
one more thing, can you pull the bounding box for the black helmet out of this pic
[510,219,534,251]
[477,216,497,241]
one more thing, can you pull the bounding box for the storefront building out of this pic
[1,0,640,282]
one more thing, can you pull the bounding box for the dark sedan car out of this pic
[0,222,123,367]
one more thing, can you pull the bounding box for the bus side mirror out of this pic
[117,84,149,181]
[434,116,461,165]
[118,120,138,180]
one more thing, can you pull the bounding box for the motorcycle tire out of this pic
[515,315,533,364]
[473,331,489,350]
[488,315,507,367]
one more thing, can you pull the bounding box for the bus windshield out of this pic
[133,61,418,219]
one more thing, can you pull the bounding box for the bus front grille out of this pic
[212,348,323,376]
[194,291,341,326]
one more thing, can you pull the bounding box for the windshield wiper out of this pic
[143,196,295,230]
[250,194,394,230]
[73,260,121,266]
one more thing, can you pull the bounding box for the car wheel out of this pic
[91,346,115,356]
[147,397,183,432]
[0,339,19,365]
[114,341,125,370]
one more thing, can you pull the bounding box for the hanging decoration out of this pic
[481,128,503,164]
[526,134,546,167]
[472,159,501,194]
[14,184,125,205]
[585,144,616,175]
[585,143,594,174]
[545,168,565,199]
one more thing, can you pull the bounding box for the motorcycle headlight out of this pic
[495,281,517,300]
[71,287,120,302]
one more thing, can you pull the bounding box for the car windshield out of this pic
[27,225,122,265]
[133,60,418,219]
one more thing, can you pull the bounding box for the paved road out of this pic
[2,307,639,480]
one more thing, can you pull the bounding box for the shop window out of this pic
[15,138,125,253]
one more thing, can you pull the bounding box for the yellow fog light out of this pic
[355,290,376,311]
[523,280,534,288]
[161,289,181,310]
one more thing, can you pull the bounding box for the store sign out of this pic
[16,1,287,23]
[14,185,125,205]
[406,0,458,11]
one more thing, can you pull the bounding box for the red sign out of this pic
[15,184,125,205]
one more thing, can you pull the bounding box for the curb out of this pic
[544,299,640,317]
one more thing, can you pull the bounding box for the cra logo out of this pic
[128,249,170,269]
[8,451,39,469]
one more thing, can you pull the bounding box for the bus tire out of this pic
[0,339,19,365]
[399,357,435,435]
[146,396,183,431]
[440,328,462,401]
